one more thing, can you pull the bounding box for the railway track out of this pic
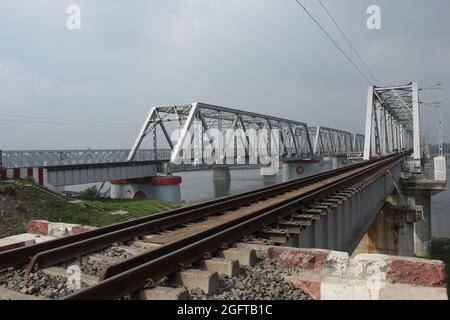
[0,152,408,300]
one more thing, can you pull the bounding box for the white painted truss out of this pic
[127,102,314,166]
[363,83,419,169]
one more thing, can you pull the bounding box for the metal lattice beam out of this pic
[0,149,170,168]
[309,126,355,156]
[364,82,419,169]
[128,102,316,165]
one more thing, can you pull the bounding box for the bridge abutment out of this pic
[399,171,447,258]
[355,157,447,258]
[353,195,420,257]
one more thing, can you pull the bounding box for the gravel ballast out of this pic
[190,254,311,300]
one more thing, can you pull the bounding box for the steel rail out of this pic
[0,156,381,270]
[63,153,406,299]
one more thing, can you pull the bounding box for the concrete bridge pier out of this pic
[331,156,350,170]
[414,195,432,257]
[353,195,420,257]
[400,171,446,257]
[110,176,182,202]
[355,159,447,258]
[282,159,320,182]
[213,167,231,198]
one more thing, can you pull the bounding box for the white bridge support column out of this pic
[110,176,182,202]
[434,156,447,181]
[295,162,403,253]
[412,82,421,171]
[282,159,321,182]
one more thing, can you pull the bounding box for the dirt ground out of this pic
[0,187,46,238]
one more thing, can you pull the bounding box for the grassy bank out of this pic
[431,238,450,296]
[0,182,183,237]
[87,198,181,218]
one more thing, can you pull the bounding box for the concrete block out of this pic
[285,272,322,300]
[0,234,36,252]
[137,286,190,300]
[278,247,449,300]
[217,248,256,267]
[267,247,331,271]
[384,255,447,287]
[379,283,448,300]
[287,272,449,300]
[199,258,240,277]
[26,220,50,235]
[172,269,219,296]
[26,220,95,238]
[47,222,80,238]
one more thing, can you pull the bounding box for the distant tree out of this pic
[429,143,450,154]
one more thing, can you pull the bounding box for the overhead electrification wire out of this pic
[0,118,139,129]
[0,114,139,129]
[317,0,379,84]
[292,0,375,85]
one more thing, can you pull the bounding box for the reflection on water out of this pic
[178,169,283,203]
[178,162,334,203]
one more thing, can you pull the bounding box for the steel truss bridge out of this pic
[1,104,366,169]
[128,102,365,165]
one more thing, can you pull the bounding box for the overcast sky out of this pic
[0,0,449,150]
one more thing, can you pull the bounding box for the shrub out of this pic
[80,186,98,199]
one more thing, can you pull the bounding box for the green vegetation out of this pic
[18,186,183,228]
[431,238,450,296]
[79,185,99,199]
[86,198,182,218]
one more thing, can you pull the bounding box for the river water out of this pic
[424,155,450,238]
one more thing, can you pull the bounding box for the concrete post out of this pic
[434,156,447,181]
[213,167,231,198]
[332,156,351,170]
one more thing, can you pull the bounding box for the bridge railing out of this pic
[0,149,171,168]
